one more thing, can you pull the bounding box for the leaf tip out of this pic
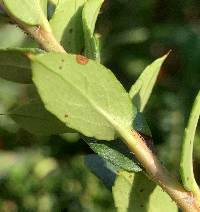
[162,49,172,60]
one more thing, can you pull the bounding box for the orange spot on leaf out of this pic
[76,55,89,65]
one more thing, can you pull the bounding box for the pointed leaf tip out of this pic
[129,52,169,111]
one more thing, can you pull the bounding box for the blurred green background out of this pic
[0,0,200,211]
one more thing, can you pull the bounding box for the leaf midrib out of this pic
[34,58,121,130]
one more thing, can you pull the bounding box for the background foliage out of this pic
[0,0,200,211]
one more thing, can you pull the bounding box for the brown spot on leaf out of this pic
[64,114,68,118]
[59,66,62,70]
[76,55,89,65]
[61,59,65,62]
[140,189,144,192]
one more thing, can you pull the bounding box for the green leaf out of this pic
[31,53,135,140]
[1,0,49,29]
[0,18,26,48]
[83,137,141,172]
[180,91,200,200]
[0,48,41,83]
[82,0,103,60]
[83,112,152,173]
[82,92,152,174]
[49,0,58,5]
[9,100,72,135]
[0,16,38,48]
[112,171,178,212]
[113,172,154,212]
[39,0,48,17]
[85,154,120,189]
[49,0,85,53]
[147,185,178,211]
[129,53,168,112]
[133,112,151,136]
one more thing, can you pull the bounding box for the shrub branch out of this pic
[2,6,200,211]
[120,129,200,211]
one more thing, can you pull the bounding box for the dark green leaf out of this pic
[83,112,152,173]
[85,154,120,189]
[10,100,73,135]
[49,0,58,5]
[133,112,151,136]
[83,137,141,172]
[0,48,41,83]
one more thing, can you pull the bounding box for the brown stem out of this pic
[121,129,200,212]
[26,26,65,53]
[2,3,200,211]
